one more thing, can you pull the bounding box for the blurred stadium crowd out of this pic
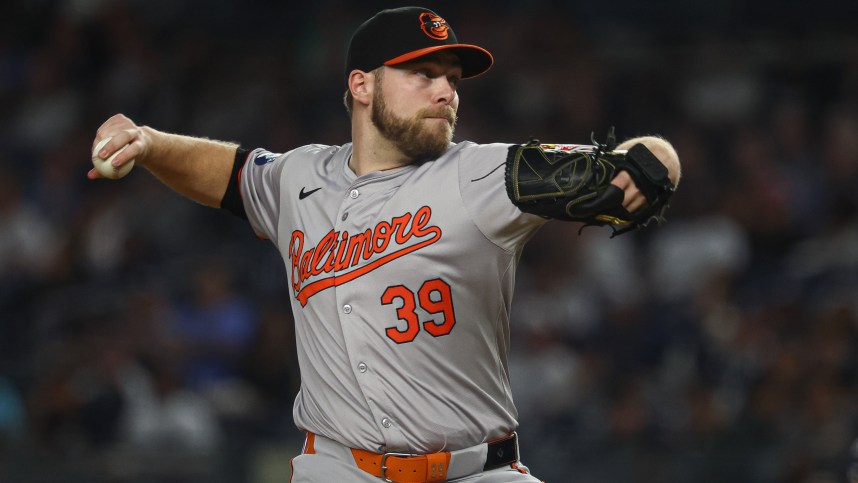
[1,1,858,482]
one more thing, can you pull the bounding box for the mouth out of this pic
[424,115,455,126]
[421,107,456,126]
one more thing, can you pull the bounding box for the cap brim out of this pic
[384,44,494,79]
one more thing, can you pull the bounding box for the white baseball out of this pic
[92,136,135,179]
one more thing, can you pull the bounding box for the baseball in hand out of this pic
[92,136,135,179]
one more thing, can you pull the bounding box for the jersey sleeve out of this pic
[239,148,288,241]
[458,142,548,252]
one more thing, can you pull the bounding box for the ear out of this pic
[348,70,373,108]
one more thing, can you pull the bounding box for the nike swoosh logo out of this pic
[299,187,322,200]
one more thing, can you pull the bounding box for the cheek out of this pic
[384,84,413,107]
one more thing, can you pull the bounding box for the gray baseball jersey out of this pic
[239,141,547,454]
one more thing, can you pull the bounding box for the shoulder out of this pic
[450,140,515,155]
[285,143,349,162]
[436,141,515,166]
[246,143,350,167]
[447,141,516,177]
[296,143,346,156]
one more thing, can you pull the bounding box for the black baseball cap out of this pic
[345,7,493,85]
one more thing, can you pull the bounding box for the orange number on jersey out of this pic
[381,278,456,344]
[381,285,421,344]
[419,278,456,337]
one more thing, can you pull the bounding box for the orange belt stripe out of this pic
[351,447,451,483]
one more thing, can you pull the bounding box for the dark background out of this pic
[1,1,857,482]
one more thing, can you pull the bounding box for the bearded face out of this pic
[370,69,457,162]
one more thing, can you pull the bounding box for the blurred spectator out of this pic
[26,328,126,451]
[118,353,222,454]
[240,304,299,418]
[0,376,26,446]
[647,214,750,303]
[0,166,62,280]
[170,260,256,373]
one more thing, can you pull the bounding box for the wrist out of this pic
[136,125,161,167]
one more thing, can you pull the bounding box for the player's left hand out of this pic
[505,131,680,236]
[611,136,681,213]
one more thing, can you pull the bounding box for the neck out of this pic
[349,116,412,177]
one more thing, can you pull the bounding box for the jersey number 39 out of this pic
[381,278,456,344]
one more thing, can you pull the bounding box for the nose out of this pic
[432,77,456,105]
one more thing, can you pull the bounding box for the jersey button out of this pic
[357,362,367,373]
[349,189,359,199]
[341,212,349,221]
[381,418,392,428]
[343,304,352,314]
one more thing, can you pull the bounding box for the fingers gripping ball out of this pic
[92,137,135,179]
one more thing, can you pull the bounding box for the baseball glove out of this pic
[505,128,675,237]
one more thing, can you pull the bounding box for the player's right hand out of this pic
[88,113,150,180]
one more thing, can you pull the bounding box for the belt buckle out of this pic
[380,451,414,483]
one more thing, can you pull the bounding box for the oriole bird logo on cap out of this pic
[419,12,448,40]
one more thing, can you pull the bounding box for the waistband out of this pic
[304,432,520,483]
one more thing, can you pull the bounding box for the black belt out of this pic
[484,433,519,470]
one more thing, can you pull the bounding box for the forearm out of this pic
[138,127,239,208]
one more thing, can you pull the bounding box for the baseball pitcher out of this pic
[90,7,680,483]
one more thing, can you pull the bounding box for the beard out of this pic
[371,82,457,162]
